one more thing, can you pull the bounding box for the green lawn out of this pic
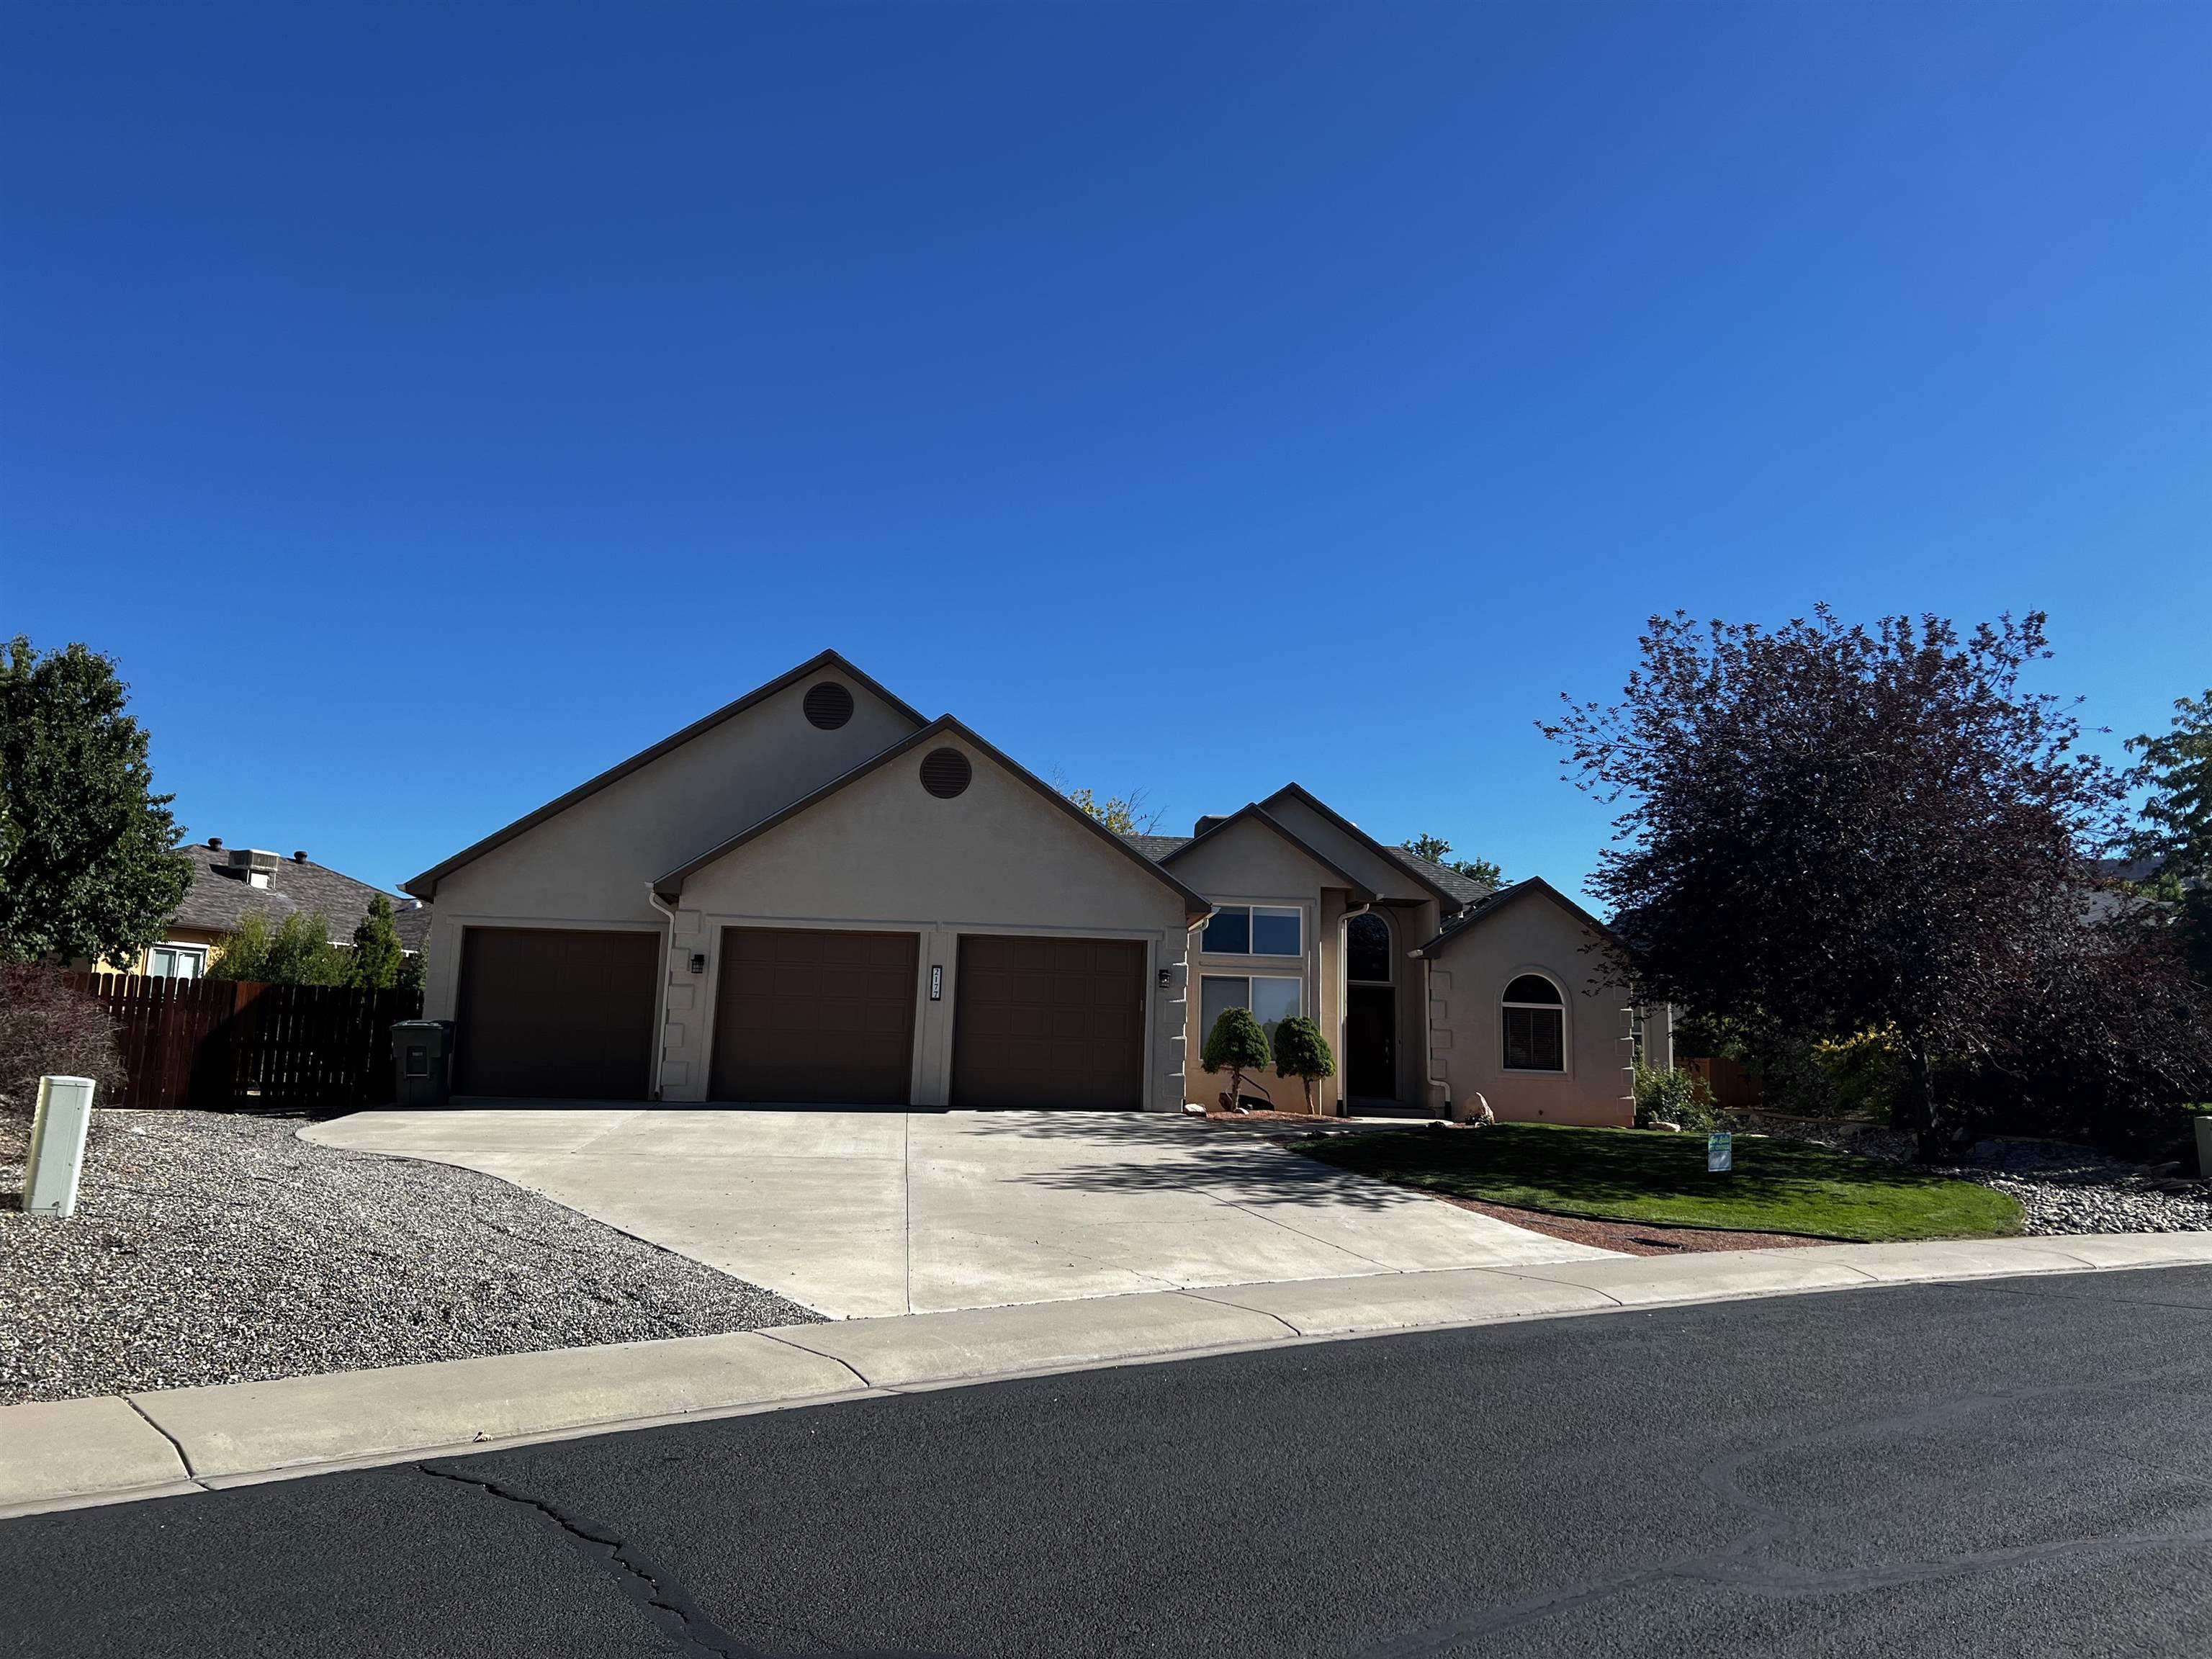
[1292,1123,2024,1243]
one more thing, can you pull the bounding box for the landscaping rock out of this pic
[1783,1120,2212,1237]
[0,1110,821,1406]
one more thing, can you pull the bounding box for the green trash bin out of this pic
[392,1020,455,1108]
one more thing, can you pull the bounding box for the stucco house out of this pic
[403,652,1657,1121]
[124,840,432,979]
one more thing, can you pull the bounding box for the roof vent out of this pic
[919,747,973,799]
[803,681,855,730]
[292,850,308,863]
[228,848,282,889]
[206,837,223,850]
[1194,815,1230,837]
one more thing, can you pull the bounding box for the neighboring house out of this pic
[403,652,1655,1121]
[130,840,433,979]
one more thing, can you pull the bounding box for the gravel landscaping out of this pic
[1770,1118,2212,1236]
[0,1110,821,1406]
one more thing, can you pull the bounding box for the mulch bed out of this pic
[1427,1192,1828,1256]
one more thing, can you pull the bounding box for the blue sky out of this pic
[5,2,2206,899]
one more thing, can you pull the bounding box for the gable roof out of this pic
[1157,802,1379,902]
[1408,876,1617,958]
[404,650,927,899]
[652,716,1215,922]
[1259,783,1470,908]
[168,842,432,950]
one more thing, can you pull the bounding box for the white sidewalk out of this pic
[9,1231,2211,1521]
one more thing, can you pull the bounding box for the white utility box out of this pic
[24,1074,96,1218]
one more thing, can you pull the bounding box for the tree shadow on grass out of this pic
[1298,1125,2017,1238]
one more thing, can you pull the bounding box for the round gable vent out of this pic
[803,681,855,730]
[919,747,973,799]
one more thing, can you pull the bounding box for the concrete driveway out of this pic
[301,1109,1611,1318]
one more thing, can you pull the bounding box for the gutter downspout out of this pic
[646,884,682,1103]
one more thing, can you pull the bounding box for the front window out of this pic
[1501,974,1565,1071]
[1345,912,1392,983]
[1201,905,1300,957]
[148,945,206,981]
[1200,974,1302,1044]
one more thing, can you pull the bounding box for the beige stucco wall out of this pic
[1425,888,1635,1128]
[665,733,1195,1110]
[1170,817,1341,1113]
[1166,818,1439,1114]
[1262,795,1434,903]
[418,671,920,1030]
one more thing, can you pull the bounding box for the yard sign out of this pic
[1707,1131,1733,1173]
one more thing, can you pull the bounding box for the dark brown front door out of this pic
[951,935,1146,1110]
[454,927,660,1100]
[709,928,918,1104]
[1346,984,1396,1101]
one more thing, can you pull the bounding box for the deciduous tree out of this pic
[1545,608,2211,1157]
[1400,833,1503,890]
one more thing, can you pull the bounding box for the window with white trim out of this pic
[1200,974,1302,1044]
[148,944,207,981]
[1201,905,1300,957]
[1501,974,1565,1071]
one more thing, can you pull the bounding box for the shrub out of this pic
[1200,1007,1271,1112]
[208,908,349,986]
[1633,1061,1715,1131]
[0,962,124,1118]
[348,895,405,990]
[1272,1015,1336,1113]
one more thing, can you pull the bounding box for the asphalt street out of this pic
[6,1267,2212,1658]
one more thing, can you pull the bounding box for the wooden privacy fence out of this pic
[1681,1053,1764,1112]
[66,974,423,1112]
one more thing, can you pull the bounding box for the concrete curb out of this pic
[8,1232,2212,1519]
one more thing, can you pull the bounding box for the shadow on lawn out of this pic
[1300,1125,1980,1217]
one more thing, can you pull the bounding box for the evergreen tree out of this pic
[1271,1015,1336,1113]
[1200,1006,1271,1112]
[0,637,191,963]
[349,894,405,989]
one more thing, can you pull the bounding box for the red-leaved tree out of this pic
[1545,608,2212,1158]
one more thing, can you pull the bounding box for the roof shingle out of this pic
[167,843,432,950]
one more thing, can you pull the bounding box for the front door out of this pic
[1346,984,1395,1102]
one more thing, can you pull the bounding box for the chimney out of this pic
[1193,815,1230,837]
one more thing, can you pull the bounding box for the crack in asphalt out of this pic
[417,1461,968,1658]
[418,1460,751,1657]
[1361,1354,2212,1655]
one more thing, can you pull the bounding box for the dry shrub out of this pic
[0,963,125,1118]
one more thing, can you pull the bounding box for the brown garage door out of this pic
[709,928,918,1104]
[454,927,659,1100]
[950,935,1146,1110]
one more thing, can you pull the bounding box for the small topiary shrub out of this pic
[1201,1007,1272,1112]
[1633,1061,1715,1131]
[0,962,125,1119]
[1272,1015,1336,1114]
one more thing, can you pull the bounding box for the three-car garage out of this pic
[451,923,1150,1110]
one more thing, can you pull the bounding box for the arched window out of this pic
[1345,912,1392,984]
[1501,974,1565,1072]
